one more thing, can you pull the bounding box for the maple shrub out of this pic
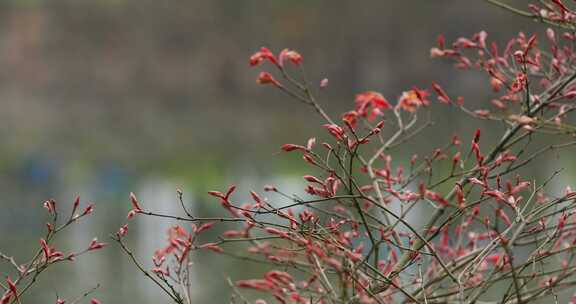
[5,1,576,304]
[0,197,105,304]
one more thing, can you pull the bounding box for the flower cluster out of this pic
[10,1,573,304]
[117,28,576,302]
[1,197,104,304]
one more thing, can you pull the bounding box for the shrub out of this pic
[4,1,576,303]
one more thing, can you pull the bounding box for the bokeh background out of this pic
[0,0,572,303]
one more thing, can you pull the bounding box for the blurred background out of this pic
[0,0,572,303]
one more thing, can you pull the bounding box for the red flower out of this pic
[486,253,502,265]
[551,0,570,13]
[278,49,303,66]
[208,185,238,217]
[303,175,323,184]
[396,88,430,112]
[82,203,94,216]
[322,124,345,140]
[39,238,64,262]
[40,238,51,260]
[264,227,290,238]
[6,278,18,303]
[249,47,278,67]
[431,82,451,104]
[200,242,224,253]
[126,210,137,220]
[472,128,481,144]
[474,109,490,118]
[453,37,479,49]
[88,238,107,251]
[425,190,450,206]
[455,183,465,208]
[437,34,446,49]
[256,72,281,87]
[341,111,358,128]
[508,114,535,125]
[249,191,263,208]
[547,28,556,45]
[509,72,527,94]
[475,30,488,49]
[43,199,56,214]
[265,270,293,285]
[129,192,142,212]
[72,196,80,214]
[207,185,236,200]
[0,292,13,304]
[355,91,391,120]
[306,137,316,150]
[117,224,128,237]
[280,143,307,152]
[236,279,274,291]
[195,222,216,234]
[490,77,503,92]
